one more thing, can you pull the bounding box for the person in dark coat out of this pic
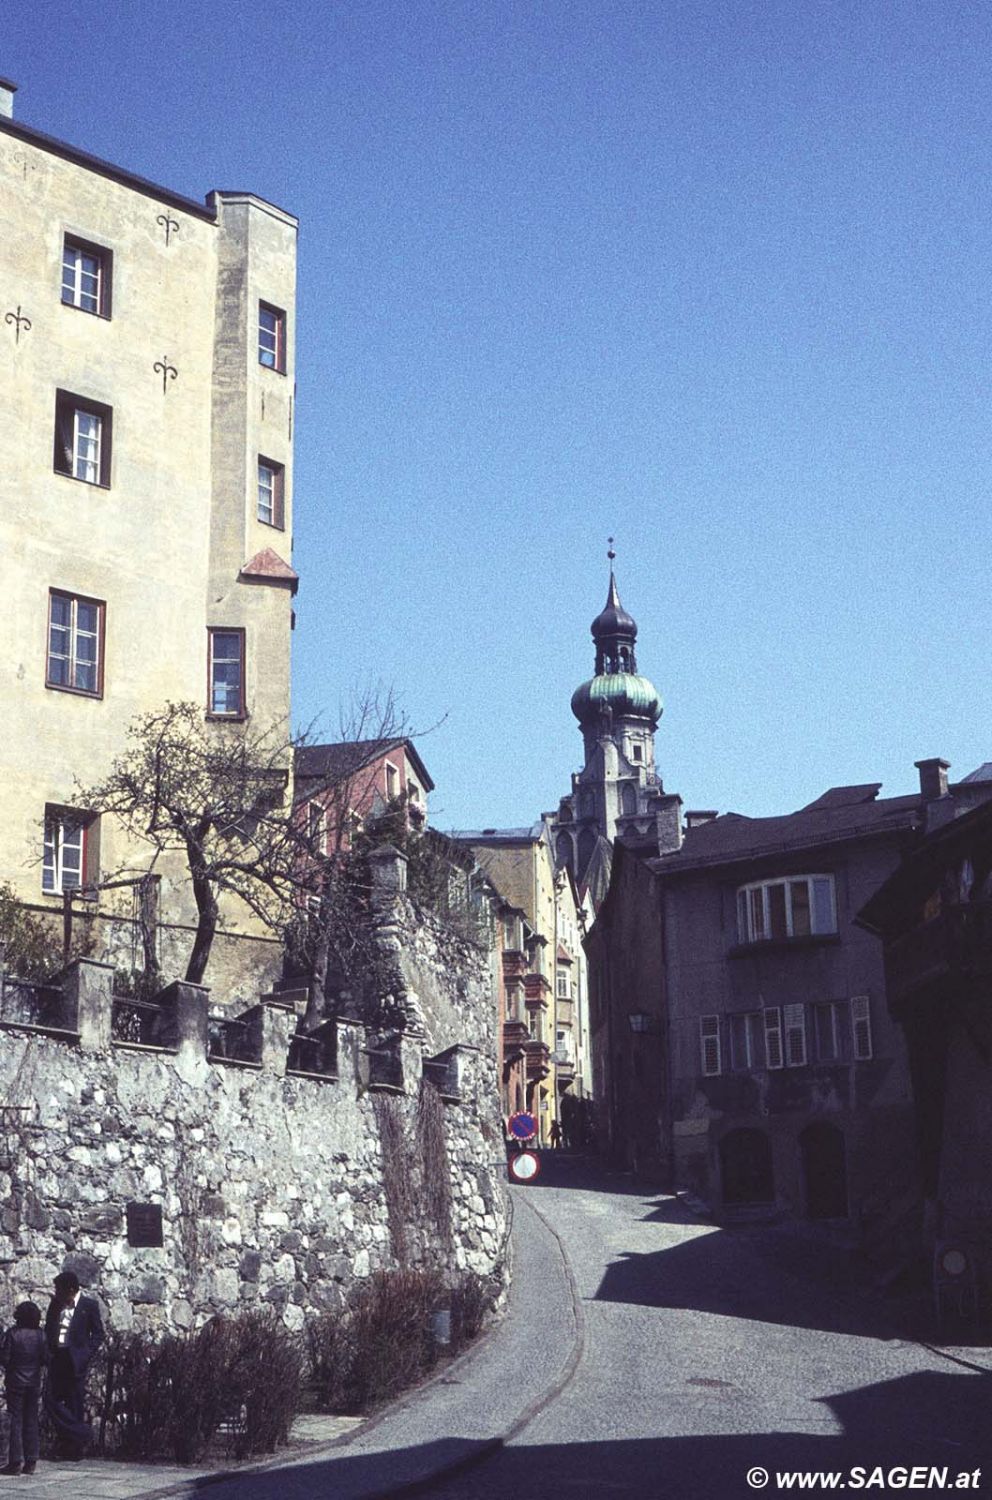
[44,1272,104,1460]
[0,1301,49,1475]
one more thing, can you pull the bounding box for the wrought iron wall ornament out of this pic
[154,357,178,394]
[5,305,31,344]
[156,213,179,246]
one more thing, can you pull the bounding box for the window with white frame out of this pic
[207,629,245,718]
[763,1007,784,1069]
[700,1014,722,1076]
[851,995,873,1061]
[61,236,111,316]
[783,1003,808,1067]
[42,808,95,893]
[385,761,400,801]
[47,590,104,696]
[258,301,286,371]
[736,875,836,945]
[308,801,325,854]
[54,390,111,485]
[556,970,570,1000]
[257,457,284,528]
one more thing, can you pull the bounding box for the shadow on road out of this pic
[522,1153,977,1346]
[189,1368,992,1499]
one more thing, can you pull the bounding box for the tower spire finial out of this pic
[607,535,616,564]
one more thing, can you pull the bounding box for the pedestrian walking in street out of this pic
[550,1119,562,1149]
[43,1271,104,1461]
[0,1301,49,1475]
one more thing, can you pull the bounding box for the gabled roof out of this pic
[647,784,922,876]
[858,795,992,935]
[240,547,299,593]
[581,835,615,909]
[295,738,434,794]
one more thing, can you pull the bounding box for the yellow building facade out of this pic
[0,82,297,993]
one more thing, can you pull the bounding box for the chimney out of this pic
[654,793,683,855]
[0,78,17,119]
[684,810,718,830]
[915,758,950,802]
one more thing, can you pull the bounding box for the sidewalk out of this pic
[13,1189,582,1500]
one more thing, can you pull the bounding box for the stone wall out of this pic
[0,851,509,1335]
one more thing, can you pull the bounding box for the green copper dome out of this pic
[571,672,662,726]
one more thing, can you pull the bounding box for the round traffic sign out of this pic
[508,1150,541,1184]
[508,1110,537,1141]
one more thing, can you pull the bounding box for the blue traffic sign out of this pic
[508,1110,537,1141]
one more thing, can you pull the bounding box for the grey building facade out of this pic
[589,759,992,1254]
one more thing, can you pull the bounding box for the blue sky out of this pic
[8,1,992,825]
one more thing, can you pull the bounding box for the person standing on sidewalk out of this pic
[0,1301,49,1476]
[44,1272,104,1460]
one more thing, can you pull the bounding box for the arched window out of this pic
[577,828,596,874]
[621,783,637,817]
[556,833,574,877]
[719,1128,774,1205]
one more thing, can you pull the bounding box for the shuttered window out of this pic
[851,995,873,1061]
[763,1007,784,1070]
[783,1003,808,1067]
[700,1015,722,1076]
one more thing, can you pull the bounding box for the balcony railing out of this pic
[287,1020,337,1078]
[885,899,992,1009]
[112,996,166,1046]
[0,975,64,1029]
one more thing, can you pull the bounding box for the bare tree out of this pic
[79,702,299,984]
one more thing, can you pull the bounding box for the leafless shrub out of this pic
[94,1313,301,1464]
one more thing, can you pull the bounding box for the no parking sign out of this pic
[508,1110,537,1141]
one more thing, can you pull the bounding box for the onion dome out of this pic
[591,572,637,642]
[572,546,662,727]
[571,672,662,727]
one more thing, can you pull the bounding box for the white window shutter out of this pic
[783,1002,807,1067]
[700,1015,722,1076]
[763,1007,784,1070]
[851,995,873,1061]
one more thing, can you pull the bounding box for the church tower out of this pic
[551,545,666,902]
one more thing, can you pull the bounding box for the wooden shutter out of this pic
[763,1007,784,1070]
[700,1015,722,1076]
[783,1002,807,1067]
[851,995,873,1061]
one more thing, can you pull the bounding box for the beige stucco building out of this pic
[451,824,592,1143]
[0,81,298,993]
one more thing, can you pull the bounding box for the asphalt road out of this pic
[427,1156,992,1499]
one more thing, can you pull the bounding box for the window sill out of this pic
[258,362,287,376]
[60,301,111,321]
[45,681,103,701]
[53,470,111,490]
[728,933,841,958]
[205,712,248,724]
[257,517,286,532]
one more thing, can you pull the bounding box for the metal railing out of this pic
[0,974,64,1029]
[111,996,165,1046]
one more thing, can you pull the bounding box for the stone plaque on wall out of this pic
[125,1202,164,1248]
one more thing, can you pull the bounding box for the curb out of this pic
[374,1190,587,1498]
[123,1187,585,1500]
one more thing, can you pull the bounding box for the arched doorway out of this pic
[800,1123,847,1219]
[719,1128,774,1205]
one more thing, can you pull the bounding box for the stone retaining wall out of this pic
[0,851,509,1334]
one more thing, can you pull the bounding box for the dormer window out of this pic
[736,875,836,945]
